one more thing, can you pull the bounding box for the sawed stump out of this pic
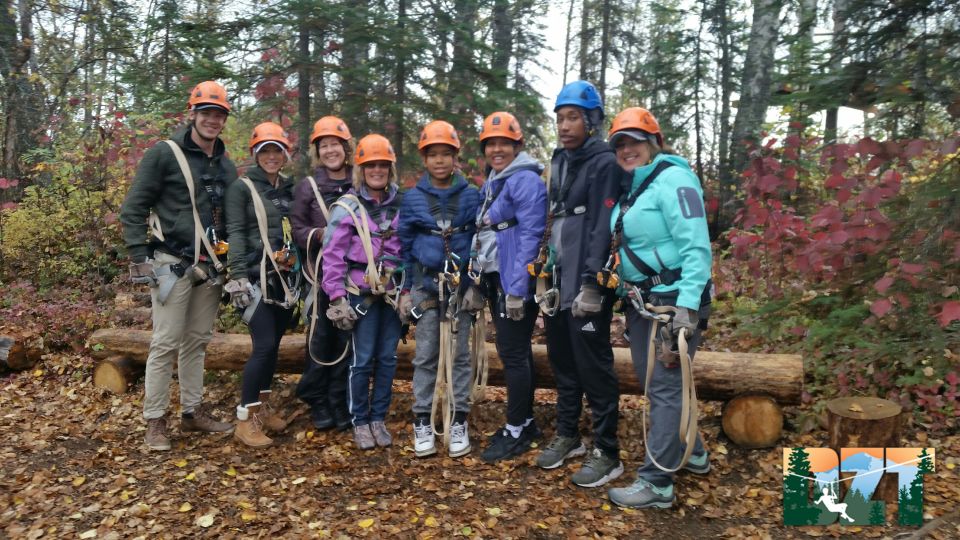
[827,396,903,503]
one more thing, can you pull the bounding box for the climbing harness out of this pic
[529,164,560,316]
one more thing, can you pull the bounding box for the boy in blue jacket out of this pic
[397,121,481,458]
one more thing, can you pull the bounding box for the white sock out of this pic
[505,424,523,438]
[236,405,249,421]
[523,417,533,427]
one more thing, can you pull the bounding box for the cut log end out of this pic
[721,393,784,448]
[0,335,37,371]
[93,356,144,394]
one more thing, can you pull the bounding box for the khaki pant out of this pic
[142,251,222,420]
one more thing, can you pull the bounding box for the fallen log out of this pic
[722,393,784,448]
[0,334,42,372]
[93,355,145,394]
[88,328,802,405]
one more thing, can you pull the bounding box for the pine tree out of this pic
[783,448,822,525]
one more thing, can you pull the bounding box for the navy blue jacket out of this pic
[398,173,481,292]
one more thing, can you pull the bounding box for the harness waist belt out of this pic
[489,217,518,231]
[428,223,475,236]
[551,205,586,218]
[627,267,683,292]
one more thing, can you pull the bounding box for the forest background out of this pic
[0,0,957,429]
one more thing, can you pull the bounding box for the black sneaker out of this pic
[480,427,532,463]
[310,404,335,430]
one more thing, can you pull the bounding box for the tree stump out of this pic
[0,335,41,371]
[827,396,902,502]
[93,356,145,394]
[721,393,783,448]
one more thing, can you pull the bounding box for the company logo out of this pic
[783,447,934,526]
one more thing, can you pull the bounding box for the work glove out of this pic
[326,297,358,331]
[459,284,485,314]
[398,293,413,325]
[224,278,254,310]
[571,283,603,318]
[505,294,525,321]
[129,259,157,287]
[669,308,699,340]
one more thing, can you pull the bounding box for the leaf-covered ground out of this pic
[1,353,958,539]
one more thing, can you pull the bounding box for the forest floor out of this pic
[2,348,959,539]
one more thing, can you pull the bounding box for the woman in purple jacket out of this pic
[471,112,548,463]
[321,134,404,451]
[291,116,354,432]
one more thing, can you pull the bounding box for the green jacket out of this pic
[119,126,238,261]
[611,153,712,310]
[224,165,294,281]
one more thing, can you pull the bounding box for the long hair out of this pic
[352,162,399,192]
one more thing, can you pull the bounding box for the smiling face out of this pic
[317,136,347,171]
[484,137,520,173]
[363,161,391,192]
[422,144,457,182]
[614,137,653,172]
[556,106,588,150]
[189,108,228,141]
[256,144,287,175]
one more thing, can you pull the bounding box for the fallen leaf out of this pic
[601,503,611,511]
[292,476,306,485]
[486,507,501,517]
[424,516,439,527]
[184,472,196,481]
[461,526,472,535]
[225,466,237,477]
[79,530,96,539]
[179,502,192,512]
[72,476,85,487]
[848,403,864,412]
[174,459,187,468]
[241,510,257,521]
[357,518,374,529]
[196,514,214,528]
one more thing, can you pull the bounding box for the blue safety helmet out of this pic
[554,80,603,112]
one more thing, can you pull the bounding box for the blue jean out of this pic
[347,294,402,426]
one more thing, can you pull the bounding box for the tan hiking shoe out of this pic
[258,391,287,433]
[234,404,272,448]
[181,404,234,433]
[145,417,171,451]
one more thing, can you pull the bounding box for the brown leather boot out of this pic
[234,404,273,448]
[258,391,288,433]
[145,416,171,451]
[181,404,234,433]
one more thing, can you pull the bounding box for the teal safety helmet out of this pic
[554,80,603,112]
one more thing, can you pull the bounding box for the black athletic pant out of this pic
[544,296,620,458]
[241,300,294,406]
[296,287,350,414]
[483,273,537,427]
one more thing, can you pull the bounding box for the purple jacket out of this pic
[477,152,547,298]
[290,166,353,251]
[321,184,402,301]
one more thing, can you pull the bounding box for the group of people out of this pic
[119,78,713,509]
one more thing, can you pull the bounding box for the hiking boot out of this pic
[571,447,624,488]
[145,417,171,451]
[683,451,711,475]
[370,421,392,447]
[536,434,586,469]
[412,416,437,457]
[608,478,675,509]
[181,405,234,433]
[481,427,533,463]
[258,391,288,433]
[309,403,335,431]
[234,404,272,448]
[354,424,376,450]
[448,420,471,458]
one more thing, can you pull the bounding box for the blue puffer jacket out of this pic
[398,173,481,292]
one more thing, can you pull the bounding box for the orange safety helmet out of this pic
[417,120,461,152]
[248,122,291,154]
[310,116,352,144]
[608,107,663,147]
[479,112,523,144]
[187,81,231,113]
[355,134,396,165]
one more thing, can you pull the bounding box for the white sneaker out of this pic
[413,418,437,457]
[448,420,471,457]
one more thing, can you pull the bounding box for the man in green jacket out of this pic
[119,81,237,450]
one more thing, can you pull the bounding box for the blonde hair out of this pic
[308,137,354,170]
[352,162,399,192]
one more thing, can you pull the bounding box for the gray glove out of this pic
[459,284,485,314]
[669,307,699,339]
[398,293,413,325]
[326,297,358,331]
[505,294,525,321]
[129,260,157,287]
[571,283,603,318]
[224,278,253,309]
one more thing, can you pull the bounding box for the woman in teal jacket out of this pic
[604,107,712,509]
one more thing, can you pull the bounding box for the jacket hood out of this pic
[414,172,470,197]
[311,165,354,191]
[172,125,227,158]
[631,153,694,189]
[488,151,544,182]
[552,135,612,166]
[356,183,399,206]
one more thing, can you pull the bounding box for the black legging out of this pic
[483,273,537,426]
[241,300,294,406]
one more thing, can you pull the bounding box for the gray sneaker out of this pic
[571,447,624,487]
[536,434,586,469]
[608,478,675,509]
[354,424,376,450]
[145,417,171,451]
[370,421,392,447]
[683,451,711,474]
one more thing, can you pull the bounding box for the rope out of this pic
[430,273,457,446]
[303,227,351,367]
[237,176,299,308]
[470,305,489,402]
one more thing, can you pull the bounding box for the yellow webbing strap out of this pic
[162,140,224,271]
[237,176,297,307]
